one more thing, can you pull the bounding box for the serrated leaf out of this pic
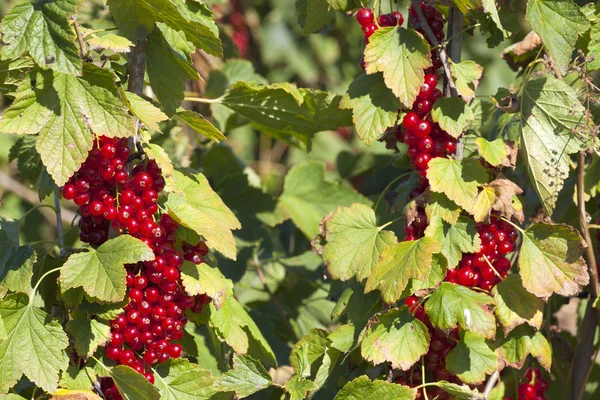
[297,0,335,35]
[59,235,154,302]
[526,0,590,74]
[0,293,69,393]
[425,282,496,339]
[65,311,111,358]
[0,65,135,186]
[290,329,329,376]
[111,365,160,400]
[361,308,430,370]
[208,295,276,365]
[425,191,461,225]
[180,261,230,307]
[424,216,481,269]
[518,223,588,299]
[450,60,483,103]
[176,110,226,142]
[520,76,588,215]
[365,237,441,304]
[476,137,508,167]
[470,187,496,223]
[364,27,431,107]
[279,162,371,239]
[215,354,272,398]
[87,34,133,53]
[321,204,397,282]
[0,57,33,93]
[495,325,552,370]
[51,389,102,399]
[435,381,484,399]
[154,359,216,400]
[339,73,401,146]
[123,92,168,132]
[1,245,34,293]
[106,0,222,56]
[165,169,241,260]
[59,366,96,391]
[284,376,318,400]
[431,98,475,138]
[141,142,176,192]
[446,331,498,385]
[334,376,416,400]
[427,158,488,210]
[587,22,600,71]
[0,0,82,75]
[487,175,524,223]
[492,275,544,334]
[402,253,447,297]
[8,136,42,185]
[147,30,200,116]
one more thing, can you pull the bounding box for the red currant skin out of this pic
[414,120,431,138]
[418,137,434,153]
[133,172,153,192]
[458,267,475,286]
[362,23,377,38]
[414,153,431,170]
[61,184,77,200]
[402,112,420,131]
[169,343,183,358]
[518,383,537,400]
[392,11,404,26]
[357,8,374,26]
[101,143,116,159]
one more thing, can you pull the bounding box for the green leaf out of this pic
[424,216,481,269]
[65,311,111,358]
[520,76,588,214]
[450,60,484,103]
[0,0,82,75]
[180,261,231,307]
[208,295,276,365]
[8,136,43,189]
[106,0,222,56]
[111,365,160,400]
[425,191,461,225]
[297,0,335,35]
[425,282,496,339]
[0,65,135,185]
[321,204,397,282]
[364,27,432,107]
[476,137,508,167]
[495,325,552,370]
[526,0,590,74]
[451,0,482,14]
[0,293,69,393]
[435,381,484,399]
[587,22,600,71]
[154,359,216,400]
[339,73,401,146]
[284,377,319,400]
[87,34,134,53]
[334,376,416,400]
[361,308,430,370]
[402,253,447,296]
[427,158,489,211]
[431,97,475,138]
[0,57,34,93]
[365,237,441,304]
[518,223,588,299]
[215,354,272,398]
[59,366,96,391]
[279,162,371,239]
[147,30,200,116]
[446,331,498,385]
[290,329,329,376]
[492,275,544,335]
[176,110,226,142]
[123,92,168,132]
[165,170,241,260]
[1,245,34,293]
[59,235,154,302]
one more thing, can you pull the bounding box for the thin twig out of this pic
[72,19,87,60]
[255,263,299,343]
[126,37,148,153]
[483,371,500,399]
[53,193,65,257]
[409,0,457,95]
[571,151,600,399]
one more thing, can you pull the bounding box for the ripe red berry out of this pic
[518,383,537,400]
[362,23,377,38]
[417,137,434,152]
[61,184,77,200]
[458,267,475,286]
[101,143,116,159]
[168,343,183,358]
[402,112,420,132]
[119,349,135,366]
[414,153,431,170]
[357,8,374,26]
[75,179,90,193]
[106,345,121,361]
[498,241,514,255]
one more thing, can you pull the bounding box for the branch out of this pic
[72,18,87,60]
[571,151,600,399]
[483,371,500,399]
[126,37,148,156]
[409,0,458,95]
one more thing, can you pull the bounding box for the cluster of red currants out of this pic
[505,368,548,400]
[61,136,212,399]
[356,7,404,69]
[445,217,517,291]
[229,0,249,58]
[408,2,444,69]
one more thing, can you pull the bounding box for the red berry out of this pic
[144,373,155,384]
[417,137,434,153]
[392,11,404,26]
[415,120,431,137]
[458,267,475,286]
[357,8,374,26]
[362,23,377,38]
[498,241,514,255]
[142,189,158,205]
[414,153,431,170]
[74,193,90,206]
[168,343,183,358]
[518,383,537,400]
[378,13,396,27]
[120,189,135,205]
[444,140,456,154]
[106,345,121,360]
[402,112,420,131]
[61,184,77,200]
[115,170,129,184]
[119,349,135,366]
[414,98,433,116]
[75,179,90,193]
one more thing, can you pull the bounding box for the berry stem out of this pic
[482,255,505,281]
[499,217,525,234]
[373,171,415,214]
[29,266,63,303]
[421,357,430,400]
